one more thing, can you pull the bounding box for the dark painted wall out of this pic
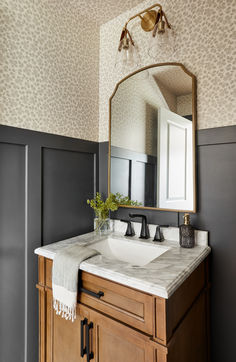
[100,125,236,362]
[1,124,236,362]
[189,127,236,362]
[0,125,98,362]
[0,142,26,362]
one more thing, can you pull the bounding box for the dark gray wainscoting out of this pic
[183,126,236,362]
[0,125,98,362]
[0,142,26,362]
[99,141,109,198]
[100,125,236,362]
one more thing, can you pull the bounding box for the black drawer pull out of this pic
[86,322,94,361]
[80,318,87,357]
[79,287,104,299]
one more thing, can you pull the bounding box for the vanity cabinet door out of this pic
[79,304,155,362]
[43,288,86,362]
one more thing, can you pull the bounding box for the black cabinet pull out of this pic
[80,318,87,357]
[79,287,104,299]
[86,322,94,361]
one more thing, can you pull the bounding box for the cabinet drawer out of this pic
[42,259,154,334]
[78,271,154,335]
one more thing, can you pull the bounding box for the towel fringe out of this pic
[53,299,76,322]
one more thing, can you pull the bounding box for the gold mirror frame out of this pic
[108,62,197,213]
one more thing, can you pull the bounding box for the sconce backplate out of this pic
[141,10,157,32]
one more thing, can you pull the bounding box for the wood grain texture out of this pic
[155,296,166,344]
[167,291,207,362]
[153,259,207,345]
[37,257,46,362]
[79,270,154,335]
[79,303,154,362]
[154,348,168,362]
[37,285,46,362]
[37,255,209,362]
[46,289,53,362]
[38,256,46,286]
[46,259,53,289]
[53,307,84,362]
[166,260,206,342]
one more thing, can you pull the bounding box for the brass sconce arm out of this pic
[162,10,171,29]
[124,3,162,28]
[121,3,171,33]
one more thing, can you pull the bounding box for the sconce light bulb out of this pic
[157,19,165,33]
[122,36,130,50]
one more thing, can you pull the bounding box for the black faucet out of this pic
[120,219,135,237]
[129,213,150,239]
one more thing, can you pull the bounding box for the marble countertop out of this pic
[35,231,210,299]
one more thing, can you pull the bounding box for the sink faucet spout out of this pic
[129,213,150,239]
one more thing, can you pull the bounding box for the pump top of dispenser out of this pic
[183,213,190,225]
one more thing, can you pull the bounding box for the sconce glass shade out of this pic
[115,41,140,73]
[148,26,175,58]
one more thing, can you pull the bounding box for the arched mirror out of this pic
[109,63,196,212]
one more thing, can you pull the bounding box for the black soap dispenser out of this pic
[179,213,195,248]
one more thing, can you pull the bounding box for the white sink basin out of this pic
[90,237,170,267]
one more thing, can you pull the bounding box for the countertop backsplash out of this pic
[112,219,208,246]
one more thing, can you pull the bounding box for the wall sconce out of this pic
[115,3,175,71]
[115,27,140,70]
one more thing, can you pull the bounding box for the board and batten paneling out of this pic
[42,147,96,244]
[186,126,236,362]
[0,142,26,362]
[101,125,236,362]
[0,125,99,362]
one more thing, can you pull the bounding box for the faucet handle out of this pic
[153,225,169,242]
[120,219,135,237]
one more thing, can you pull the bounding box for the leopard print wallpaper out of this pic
[1,1,235,142]
[0,1,97,140]
[0,0,142,141]
[99,0,236,141]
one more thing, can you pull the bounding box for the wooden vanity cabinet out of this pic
[37,256,209,362]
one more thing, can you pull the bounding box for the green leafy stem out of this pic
[87,192,141,221]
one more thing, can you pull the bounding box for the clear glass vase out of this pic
[94,218,111,235]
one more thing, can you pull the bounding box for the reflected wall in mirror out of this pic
[109,63,196,212]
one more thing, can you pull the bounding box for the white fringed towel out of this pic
[52,244,98,322]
